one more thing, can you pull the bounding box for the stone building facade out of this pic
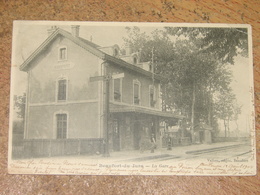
[19,25,183,156]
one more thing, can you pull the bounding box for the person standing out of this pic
[151,134,156,153]
[166,133,172,150]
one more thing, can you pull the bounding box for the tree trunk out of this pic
[207,95,211,126]
[227,117,230,137]
[162,83,167,111]
[191,83,196,143]
[224,119,227,138]
[207,83,212,126]
[235,120,239,137]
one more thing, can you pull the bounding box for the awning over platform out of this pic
[110,103,184,119]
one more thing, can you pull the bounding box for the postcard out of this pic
[8,21,256,175]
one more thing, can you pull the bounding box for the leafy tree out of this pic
[122,26,243,138]
[214,89,242,137]
[14,93,26,120]
[165,27,248,64]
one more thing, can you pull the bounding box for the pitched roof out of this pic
[19,28,164,81]
[19,28,106,71]
[78,36,100,48]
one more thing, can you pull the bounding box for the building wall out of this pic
[25,35,102,139]
[26,103,99,139]
[110,113,160,151]
[107,63,161,109]
[28,35,100,104]
[105,62,163,150]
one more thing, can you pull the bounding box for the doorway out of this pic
[112,119,120,151]
[133,121,141,150]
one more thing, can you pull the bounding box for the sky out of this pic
[10,21,254,135]
[12,21,165,95]
[225,56,253,136]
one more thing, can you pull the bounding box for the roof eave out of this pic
[110,105,185,119]
[19,30,60,72]
[19,28,165,82]
[19,29,106,72]
[104,55,165,82]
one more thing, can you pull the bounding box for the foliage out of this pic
[214,89,242,136]
[123,26,245,134]
[165,27,248,64]
[14,93,26,120]
[214,89,241,121]
[12,120,24,134]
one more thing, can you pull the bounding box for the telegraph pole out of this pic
[152,47,155,86]
[104,75,110,157]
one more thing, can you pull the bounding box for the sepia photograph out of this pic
[8,21,255,175]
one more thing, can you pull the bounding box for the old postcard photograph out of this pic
[8,21,255,175]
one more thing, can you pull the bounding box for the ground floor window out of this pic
[56,114,67,139]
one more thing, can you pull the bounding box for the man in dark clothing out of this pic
[166,134,172,150]
[151,134,156,153]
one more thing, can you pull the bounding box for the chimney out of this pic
[71,25,80,37]
[47,26,58,36]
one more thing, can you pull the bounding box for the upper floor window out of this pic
[114,48,119,57]
[113,78,122,102]
[56,113,67,139]
[149,85,156,107]
[133,80,140,105]
[133,56,137,64]
[149,63,153,72]
[57,78,67,101]
[59,47,67,60]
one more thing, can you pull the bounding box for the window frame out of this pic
[54,112,69,139]
[58,46,67,61]
[133,79,141,105]
[149,85,156,107]
[56,76,68,102]
[133,56,137,64]
[113,78,122,102]
[114,48,119,57]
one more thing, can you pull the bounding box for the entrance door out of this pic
[133,121,141,150]
[112,120,120,151]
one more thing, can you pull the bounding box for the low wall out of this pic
[162,137,191,148]
[12,138,103,159]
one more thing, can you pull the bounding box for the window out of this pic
[113,78,121,102]
[149,86,156,107]
[149,63,153,72]
[133,80,140,105]
[57,79,67,101]
[59,47,67,60]
[114,48,118,57]
[133,57,137,64]
[56,114,67,139]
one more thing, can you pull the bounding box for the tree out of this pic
[165,27,248,65]
[14,93,26,121]
[214,89,241,137]
[123,26,242,137]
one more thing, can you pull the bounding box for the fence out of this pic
[161,136,191,148]
[213,137,250,143]
[12,138,103,159]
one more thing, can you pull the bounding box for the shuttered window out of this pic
[58,79,67,101]
[114,78,121,101]
[56,114,67,139]
[134,82,140,105]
